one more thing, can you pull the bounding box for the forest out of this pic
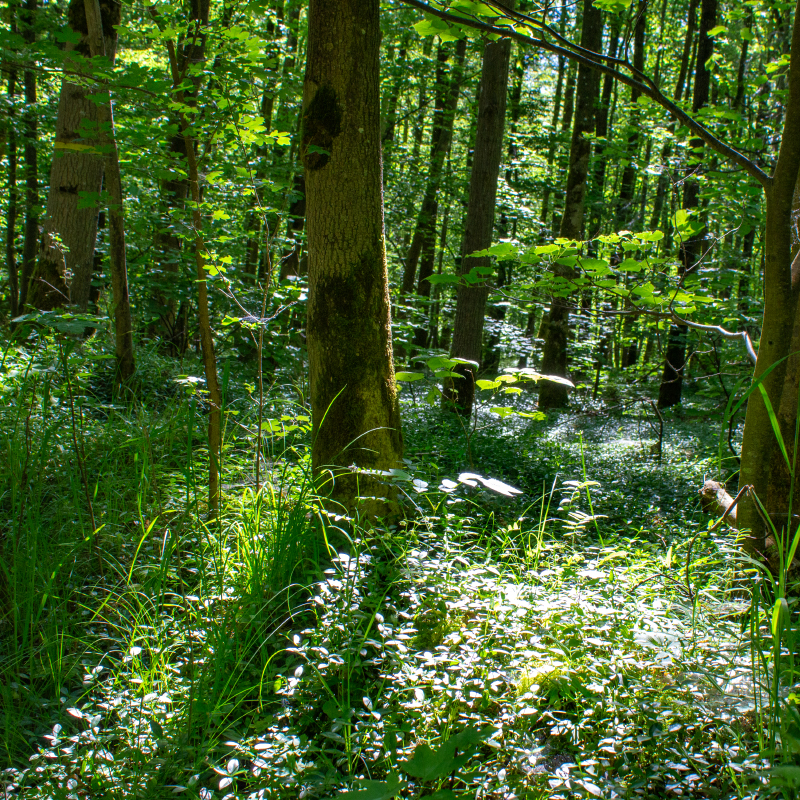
[1,0,800,795]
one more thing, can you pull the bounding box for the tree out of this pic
[443,3,513,416]
[83,0,134,384]
[302,0,403,517]
[657,0,717,409]
[400,38,466,297]
[537,0,603,410]
[26,0,120,312]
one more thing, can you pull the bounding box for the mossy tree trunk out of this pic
[302,0,403,518]
[26,0,120,312]
[738,1,800,555]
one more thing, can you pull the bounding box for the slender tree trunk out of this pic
[550,59,577,232]
[156,1,222,514]
[152,1,210,353]
[4,26,19,317]
[539,1,568,237]
[505,45,525,186]
[616,0,646,230]
[382,39,408,178]
[443,3,513,415]
[83,0,134,383]
[651,0,699,231]
[302,0,403,517]
[538,0,603,410]
[411,38,433,166]
[658,0,716,408]
[27,0,120,312]
[589,18,620,233]
[19,0,37,310]
[401,38,466,296]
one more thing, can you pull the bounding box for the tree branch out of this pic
[400,0,770,187]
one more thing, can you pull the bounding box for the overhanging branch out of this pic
[400,0,770,187]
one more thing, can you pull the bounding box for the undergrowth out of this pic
[0,334,797,799]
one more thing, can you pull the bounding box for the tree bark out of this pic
[302,0,403,517]
[443,5,513,416]
[27,0,120,312]
[83,0,134,384]
[538,0,603,410]
[737,0,800,554]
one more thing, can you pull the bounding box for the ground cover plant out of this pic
[1,333,798,800]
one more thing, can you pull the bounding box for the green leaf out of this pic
[708,25,727,36]
[400,744,455,781]
[337,773,405,800]
[476,379,500,390]
[469,242,517,258]
[427,356,457,371]
[395,371,425,382]
[426,274,459,285]
[673,209,689,229]
[413,18,448,36]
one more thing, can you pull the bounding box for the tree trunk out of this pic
[27,0,120,312]
[83,0,134,384]
[538,0,603,410]
[737,0,800,554]
[151,1,210,353]
[302,0,403,517]
[19,0,37,310]
[401,38,466,296]
[156,1,222,514]
[616,0,646,230]
[443,4,513,416]
[539,0,568,236]
[589,18,620,234]
[658,0,716,408]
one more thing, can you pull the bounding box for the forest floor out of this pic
[0,344,790,799]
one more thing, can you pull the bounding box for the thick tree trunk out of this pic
[401,38,466,296]
[442,5,513,416]
[738,0,800,554]
[83,0,134,384]
[302,0,403,517]
[27,0,120,312]
[19,0,37,310]
[538,0,603,410]
[658,0,716,408]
